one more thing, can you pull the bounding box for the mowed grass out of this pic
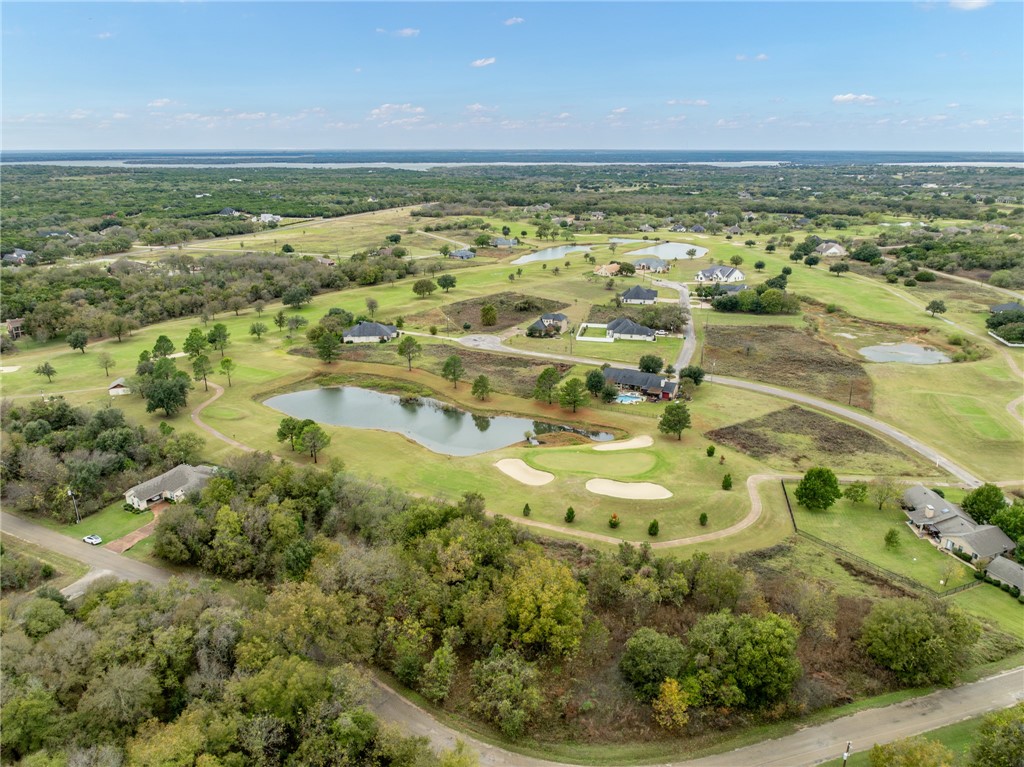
[26,499,154,544]
[816,714,986,767]
[792,495,976,590]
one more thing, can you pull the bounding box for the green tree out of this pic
[844,481,868,504]
[638,354,664,374]
[67,328,88,353]
[648,519,660,537]
[413,278,437,298]
[437,274,457,292]
[0,685,60,759]
[397,335,421,371]
[33,360,56,380]
[143,374,191,417]
[534,366,561,404]
[315,332,341,363]
[480,303,497,326]
[249,321,269,340]
[961,483,1007,524]
[441,354,465,388]
[471,374,492,401]
[619,627,687,701]
[297,423,331,463]
[859,599,980,685]
[191,354,213,392]
[107,315,137,342]
[152,334,176,358]
[967,703,1024,767]
[558,377,588,412]
[282,285,312,309]
[722,473,733,490]
[207,323,230,357]
[730,255,744,266]
[96,351,115,377]
[754,260,766,271]
[585,368,606,396]
[365,296,379,316]
[274,309,287,332]
[871,475,901,511]
[829,262,850,277]
[804,254,820,267]
[421,640,458,703]
[926,299,947,317]
[678,365,705,386]
[77,665,162,736]
[869,737,954,767]
[658,402,692,440]
[504,555,588,656]
[182,327,209,359]
[276,416,302,450]
[564,506,575,523]
[471,648,541,739]
[795,467,842,511]
[219,357,236,386]
[20,597,68,638]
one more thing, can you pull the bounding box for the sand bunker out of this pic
[594,435,654,452]
[0,366,21,373]
[585,478,672,500]
[494,459,554,486]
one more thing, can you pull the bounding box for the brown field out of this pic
[407,291,570,334]
[705,405,932,475]
[704,325,873,409]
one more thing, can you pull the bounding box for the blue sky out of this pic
[3,1,1021,150]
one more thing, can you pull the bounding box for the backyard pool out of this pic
[616,393,645,404]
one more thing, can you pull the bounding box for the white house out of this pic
[594,264,621,277]
[632,257,669,273]
[620,286,658,305]
[815,242,848,257]
[606,317,656,341]
[695,266,745,283]
[342,321,399,343]
[108,377,131,397]
[125,464,218,510]
[253,213,282,224]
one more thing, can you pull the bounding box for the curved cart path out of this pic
[190,382,258,453]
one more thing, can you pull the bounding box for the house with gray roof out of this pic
[902,484,1015,563]
[985,555,1024,592]
[449,249,475,260]
[695,265,744,283]
[815,242,849,257]
[632,257,669,273]
[945,526,1015,563]
[541,313,568,331]
[991,302,1024,314]
[606,317,656,341]
[125,464,218,510]
[620,285,658,305]
[602,367,676,400]
[491,237,519,248]
[690,225,706,233]
[726,225,743,235]
[108,377,131,397]
[343,321,399,344]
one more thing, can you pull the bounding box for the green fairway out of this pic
[792,494,976,591]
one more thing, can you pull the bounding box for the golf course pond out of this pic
[264,386,614,456]
[858,343,951,364]
[511,244,592,265]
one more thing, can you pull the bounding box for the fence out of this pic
[988,330,1024,348]
[783,481,979,599]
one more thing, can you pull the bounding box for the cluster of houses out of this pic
[901,485,1021,590]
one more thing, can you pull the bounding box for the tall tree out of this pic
[926,300,947,317]
[191,354,213,392]
[365,297,379,317]
[471,374,492,401]
[219,357,236,386]
[558,378,588,412]
[585,368,606,396]
[97,351,115,376]
[34,362,56,383]
[67,329,88,353]
[437,274,457,293]
[534,366,561,404]
[961,483,1008,524]
[795,467,842,511]
[413,279,437,298]
[638,355,664,374]
[297,423,331,463]
[143,374,191,417]
[441,354,465,389]
[249,321,269,340]
[207,323,231,357]
[658,402,692,440]
[182,328,209,359]
[152,334,176,358]
[871,475,901,511]
[397,335,421,371]
[315,333,341,363]
[276,416,302,450]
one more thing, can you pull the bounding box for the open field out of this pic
[792,495,977,591]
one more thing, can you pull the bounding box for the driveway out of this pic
[651,278,697,369]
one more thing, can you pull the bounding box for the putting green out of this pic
[527,449,658,478]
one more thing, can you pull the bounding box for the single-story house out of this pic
[491,237,519,247]
[719,283,749,295]
[670,224,687,233]
[108,377,131,396]
[695,266,745,283]
[638,224,656,233]
[540,313,569,332]
[991,302,1024,314]
[602,367,676,400]
[690,225,706,233]
[620,285,658,305]
[606,317,656,341]
[5,318,25,339]
[815,242,849,257]
[726,225,743,235]
[343,321,399,344]
[218,208,240,216]
[985,555,1024,592]
[252,213,282,224]
[594,264,621,277]
[125,464,218,510]
[796,217,811,226]
[2,248,33,265]
[588,211,606,221]
[315,256,336,267]
[633,257,669,273]
[450,249,475,260]
[902,485,1016,563]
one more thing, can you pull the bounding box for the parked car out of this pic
[83,534,102,545]
[655,330,668,336]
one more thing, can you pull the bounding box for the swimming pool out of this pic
[616,393,644,404]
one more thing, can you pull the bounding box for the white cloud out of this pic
[96,31,114,40]
[377,27,420,37]
[368,103,426,126]
[148,98,172,108]
[354,67,362,74]
[947,102,960,108]
[611,107,628,114]
[504,16,524,25]
[69,109,90,120]
[715,118,740,129]
[555,112,571,119]
[235,112,267,121]
[755,53,769,61]
[667,115,688,123]
[111,112,129,120]
[736,54,768,62]
[950,0,992,10]
[735,54,747,61]
[667,98,709,107]
[465,103,496,113]
[471,57,496,68]
[833,93,878,104]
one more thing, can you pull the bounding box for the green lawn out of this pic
[792,495,976,591]
[26,500,154,545]
[817,714,986,767]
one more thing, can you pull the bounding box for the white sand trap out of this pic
[586,478,672,500]
[594,435,654,452]
[495,459,554,486]
[168,352,188,358]
[0,366,21,373]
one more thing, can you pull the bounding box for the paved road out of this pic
[652,278,697,370]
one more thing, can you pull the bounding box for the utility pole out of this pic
[67,488,81,525]
[841,741,852,767]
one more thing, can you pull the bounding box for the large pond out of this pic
[858,343,951,364]
[511,244,592,265]
[264,386,614,456]
[627,242,709,260]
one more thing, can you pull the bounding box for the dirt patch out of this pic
[704,324,873,409]
[705,405,930,475]
[407,291,570,333]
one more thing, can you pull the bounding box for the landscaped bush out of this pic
[706,445,715,457]
[699,513,708,527]
[608,514,620,529]
[565,507,575,523]
[974,569,985,579]
[953,550,974,563]
[648,520,659,537]
[522,503,531,517]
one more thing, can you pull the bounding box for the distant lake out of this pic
[859,343,950,364]
[511,245,592,265]
[627,242,709,260]
[264,386,613,456]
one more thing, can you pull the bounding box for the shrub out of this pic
[565,507,575,523]
[699,513,708,526]
[463,322,471,330]
[722,474,733,491]
[608,514,620,529]
[947,333,965,346]
[429,326,438,336]
[40,564,54,579]
[886,273,900,284]
[915,270,936,282]
[1019,594,1024,604]
[1001,582,1011,592]
[706,445,715,457]
[904,278,917,287]
[648,520,659,537]
[931,487,945,498]
[522,503,531,517]
[1011,586,1021,598]
[974,569,985,579]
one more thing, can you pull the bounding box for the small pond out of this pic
[511,244,592,265]
[627,242,709,260]
[858,343,951,364]
[264,386,614,456]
